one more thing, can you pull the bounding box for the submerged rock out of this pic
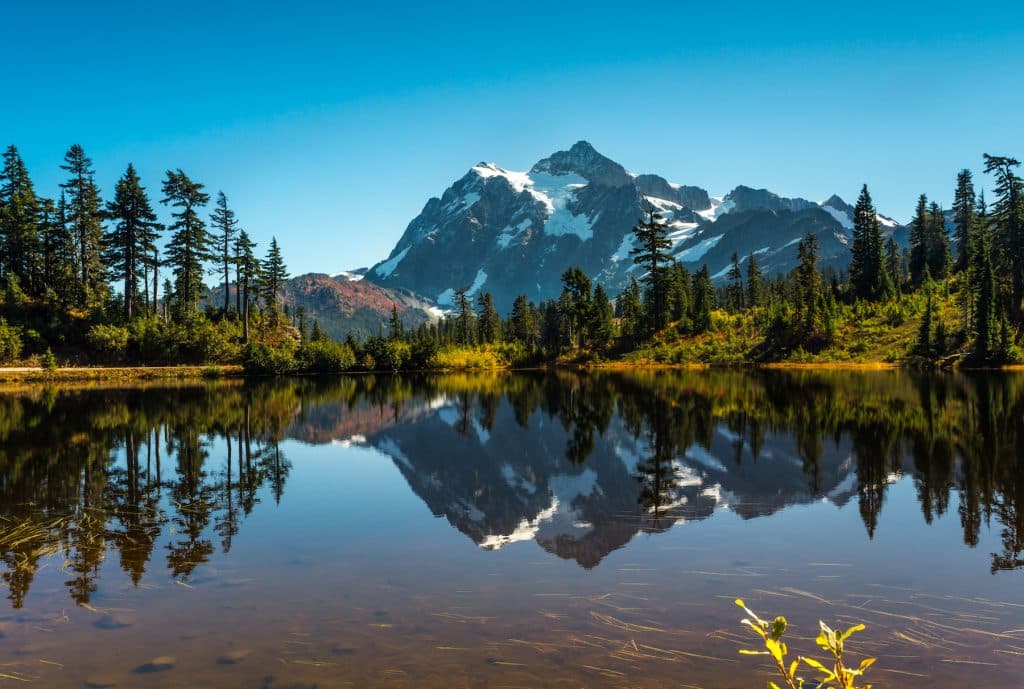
[134,656,175,673]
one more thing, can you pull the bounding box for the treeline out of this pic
[0,144,291,365]
[392,153,1022,367]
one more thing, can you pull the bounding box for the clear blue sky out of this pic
[4,1,1022,275]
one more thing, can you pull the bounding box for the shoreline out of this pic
[0,365,245,384]
[4,359,1022,385]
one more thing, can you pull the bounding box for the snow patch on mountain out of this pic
[696,197,735,221]
[821,204,853,230]
[468,269,487,296]
[676,234,724,262]
[373,246,411,278]
[472,162,532,193]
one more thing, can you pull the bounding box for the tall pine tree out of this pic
[0,146,41,293]
[952,169,976,273]
[629,207,673,332]
[161,169,211,318]
[983,154,1023,316]
[60,145,106,308]
[105,164,160,320]
[210,191,240,315]
[259,237,289,316]
[908,193,930,287]
[849,185,889,300]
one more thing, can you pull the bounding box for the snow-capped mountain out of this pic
[364,141,907,312]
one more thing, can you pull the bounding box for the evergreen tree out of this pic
[60,145,106,308]
[453,287,475,345]
[104,164,160,320]
[589,284,614,350]
[884,236,902,295]
[983,154,1023,315]
[795,232,822,335]
[668,263,691,323]
[973,212,997,361]
[952,169,976,273]
[559,266,592,348]
[509,294,538,347]
[908,194,930,287]
[725,251,744,311]
[310,319,326,342]
[616,278,644,345]
[259,237,289,315]
[0,146,40,292]
[926,201,951,280]
[161,169,211,317]
[37,196,73,300]
[630,208,673,332]
[690,265,714,333]
[210,191,240,315]
[476,292,501,344]
[746,252,764,307]
[388,304,404,341]
[849,185,888,300]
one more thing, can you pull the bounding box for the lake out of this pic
[0,370,1021,688]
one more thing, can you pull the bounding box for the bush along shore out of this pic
[1,145,1023,374]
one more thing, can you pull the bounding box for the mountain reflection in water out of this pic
[1,370,1021,613]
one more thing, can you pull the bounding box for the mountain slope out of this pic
[364,141,908,311]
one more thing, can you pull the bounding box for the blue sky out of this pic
[4,1,1022,274]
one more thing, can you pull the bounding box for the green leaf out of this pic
[858,657,876,673]
[789,658,800,678]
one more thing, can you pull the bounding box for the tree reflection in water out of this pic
[0,369,1022,611]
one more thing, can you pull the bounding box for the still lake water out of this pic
[0,370,1021,688]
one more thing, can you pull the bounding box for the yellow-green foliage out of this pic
[737,599,875,689]
[623,285,970,366]
[435,344,510,370]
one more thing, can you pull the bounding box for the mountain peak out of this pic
[530,141,632,187]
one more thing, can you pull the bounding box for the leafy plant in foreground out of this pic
[736,599,875,689]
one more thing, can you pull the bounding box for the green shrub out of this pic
[297,339,356,372]
[0,318,23,363]
[85,324,129,361]
[129,317,177,363]
[242,342,297,375]
[41,348,58,371]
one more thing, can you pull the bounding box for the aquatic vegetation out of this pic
[737,599,875,689]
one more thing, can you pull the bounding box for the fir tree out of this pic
[908,194,929,287]
[885,236,902,294]
[668,263,691,323]
[509,295,538,347]
[690,265,714,333]
[476,292,501,344]
[60,145,106,308]
[105,164,160,320]
[388,304,405,341]
[616,278,644,345]
[589,284,614,350]
[849,185,888,300]
[952,169,976,273]
[37,196,72,300]
[983,154,1023,315]
[453,287,475,345]
[630,207,673,332]
[973,215,997,361]
[559,267,592,348]
[161,169,211,317]
[0,146,40,293]
[725,251,744,311]
[926,201,951,280]
[210,191,240,314]
[746,252,764,307]
[795,232,821,335]
[259,237,289,315]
